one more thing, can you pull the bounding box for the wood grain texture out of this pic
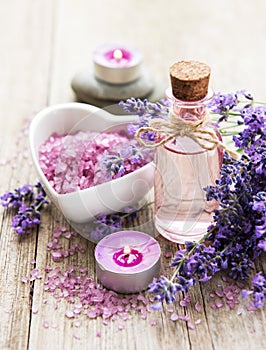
[0,1,265,349]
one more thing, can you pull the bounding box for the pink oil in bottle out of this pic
[154,89,223,243]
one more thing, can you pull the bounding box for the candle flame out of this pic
[113,49,123,60]
[123,245,131,255]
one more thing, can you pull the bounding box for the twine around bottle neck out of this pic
[136,108,239,159]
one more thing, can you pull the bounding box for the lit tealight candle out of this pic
[95,231,161,294]
[93,44,143,84]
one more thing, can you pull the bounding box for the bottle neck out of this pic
[165,87,214,121]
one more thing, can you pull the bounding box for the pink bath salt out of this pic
[32,306,39,314]
[187,321,195,330]
[215,300,224,309]
[150,320,157,326]
[38,130,153,194]
[51,251,63,262]
[215,288,224,298]
[195,302,201,313]
[170,312,179,321]
[43,321,49,329]
[65,310,75,319]
[164,251,172,258]
[21,276,29,283]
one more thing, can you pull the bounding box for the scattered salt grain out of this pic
[164,251,172,258]
[65,310,75,319]
[215,301,224,309]
[170,312,179,321]
[74,320,81,328]
[32,306,39,314]
[43,321,49,329]
[195,302,201,313]
[187,321,195,330]
[21,276,29,283]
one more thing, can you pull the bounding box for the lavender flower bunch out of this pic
[0,182,48,234]
[149,91,266,310]
[119,98,169,143]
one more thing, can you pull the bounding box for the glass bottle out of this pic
[154,61,223,244]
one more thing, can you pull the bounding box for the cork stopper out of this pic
[169,60,211,101]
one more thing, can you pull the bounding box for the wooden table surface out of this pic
[0,1,265,349]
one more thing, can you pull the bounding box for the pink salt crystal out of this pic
[65,310,75,319]
[225,291,234,300]
[118,323,125,330]
[53,230,62,239]
[180,300,187,307]
[30,259,36,265]
[164,251,172,258]
[211,304,217,310]
[167,308,174,313]
[184,295,191,303]
[64,232,72,239]
[215,288,224,298]
[179,314,190,322]
[74,320,81,328]
[103,319,109,326]
[32,306,39,314]
[237,307,243,316]
[51,251,63,262]
[215,301,224,308]
[21,276,29,283]
[62,251,69,258]
[150,320,157,326]
[170,312,179,321]
[43,321,49,329]
[195,319,201,325]
[73,333,81,340]
[47,242,53,250]
[87,310,97,319]
[137,295,148,305]
[43,298,48,304]
[96,332,101,338]
[246,305,257,312]
[187,321,195,330]
[209,293,215,298]
[248,327,255,334]
[195,302,201,313]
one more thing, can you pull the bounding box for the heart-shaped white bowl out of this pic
[29,103,155,224]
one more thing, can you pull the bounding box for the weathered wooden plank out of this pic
[0,0,55,349]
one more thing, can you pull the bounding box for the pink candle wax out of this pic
[95,231,161,294]
[93,43,142,84]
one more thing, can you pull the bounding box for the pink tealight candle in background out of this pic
[93,43,143,84]
[95,231,161,294]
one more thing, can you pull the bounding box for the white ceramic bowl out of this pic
[29,103,155,224]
